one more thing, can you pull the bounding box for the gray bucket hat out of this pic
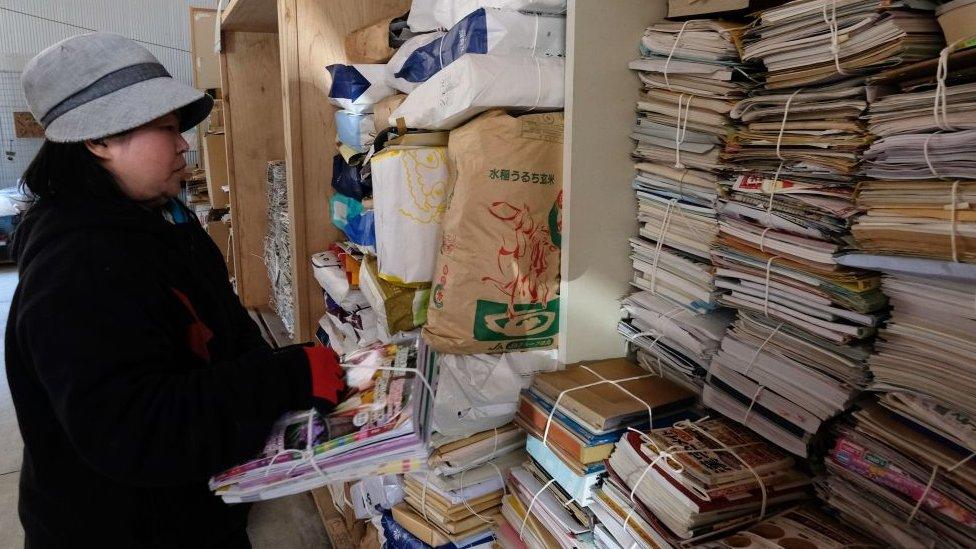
[22,32,213,143]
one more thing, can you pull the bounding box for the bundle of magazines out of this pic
[209,343,433,503]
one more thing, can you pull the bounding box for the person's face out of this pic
[85,113,189,207]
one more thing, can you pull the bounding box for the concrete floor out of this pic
[0,266,329,548]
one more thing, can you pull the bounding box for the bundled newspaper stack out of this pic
[209,344,431,502]
[703,0,942,456]
[851,54,976,263]
[620,20,750,392]
[598,418,810,548]
[818,45,976,546]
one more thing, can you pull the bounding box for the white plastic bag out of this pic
[392,54,565,130]
[431,350,559,437]
[434,0,567,29]
[385,31,446,93]
[326,64,394,114]
[311,251,370,310]
[388,10,563,94]
[407,0,441,32]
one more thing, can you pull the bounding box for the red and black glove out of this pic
[304,344,346,415]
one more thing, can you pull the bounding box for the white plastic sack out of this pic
[326,64,394,114]
[385,31,446,93]
[335,110,375,153]
[434,0,568,29]
[370,146,449,285]
[311,251,370,310]
[407,0,441,32]
[317,308,379,357]
[431,350,559,437]
[388,10,564,94]
[391,54,565,130]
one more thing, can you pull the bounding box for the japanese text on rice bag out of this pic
[423,110,563,354]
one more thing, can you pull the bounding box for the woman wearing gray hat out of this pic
[7,33,346,547]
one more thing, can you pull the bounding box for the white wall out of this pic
[0,0,220,187]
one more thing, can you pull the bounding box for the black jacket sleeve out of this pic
[16,242,314,488]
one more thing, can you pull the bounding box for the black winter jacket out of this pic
[5,193,313,547]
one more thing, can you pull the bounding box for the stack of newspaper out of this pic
[621,19,748,390]
[598,418,810,548]
[740,0,943,90]
[705,0,926,457]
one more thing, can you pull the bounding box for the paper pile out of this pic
[209,344,430,502]
[620,20,748,389]
[740,0,944,90]
[822,400,976,549]
[853,74,976,262]
[504,358,697,544]
[708,2,909,457]
[696,505,881,548]
[264,161,295,338]
[598,418,810,548]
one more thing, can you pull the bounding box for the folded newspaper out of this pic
[209,344,430,503]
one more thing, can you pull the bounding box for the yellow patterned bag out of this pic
[371,145,450,286]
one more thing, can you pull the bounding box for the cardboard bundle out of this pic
[422,111,563,354]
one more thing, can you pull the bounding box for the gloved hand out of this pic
[303,344,346,415]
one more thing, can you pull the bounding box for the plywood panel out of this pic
[221,0,278,33]
[221,31,284,309]
[202,132,230,209]
[190,8,221,89]
[558,0,667,363]
[285,0,410,340]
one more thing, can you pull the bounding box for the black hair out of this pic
[19,140,125,205]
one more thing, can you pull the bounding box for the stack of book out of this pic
[392,444,526,549]
[621,19,747,389]
[505,359,697,545]
[597,418,810,548]
[209,344,430,502]
[696,505,880,548]
[822,401,976,548]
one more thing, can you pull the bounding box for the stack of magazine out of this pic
[209,344,430,502]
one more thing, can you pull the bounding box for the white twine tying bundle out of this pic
[663,20,695,92]
[821,0,849,76]
[922,132,966,262]
[907,451,976,524]
[649,199,679,294]
[767,88,804,215]
[674,94,695,169]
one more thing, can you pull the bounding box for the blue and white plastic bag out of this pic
[392,53,565,130]
[330,193,376,253]
[335,110,375,153]
[434,0,567,29]
[326,63,394,114]
[387,8,564,93]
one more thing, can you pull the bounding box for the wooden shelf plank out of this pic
[558,0,667,363]
[221,0,278,33]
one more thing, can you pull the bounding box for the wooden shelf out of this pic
[221,0,278,33]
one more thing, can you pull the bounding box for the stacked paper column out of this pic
[618,20,746,396]
[817,33,976,548]
[706,1,945,458]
